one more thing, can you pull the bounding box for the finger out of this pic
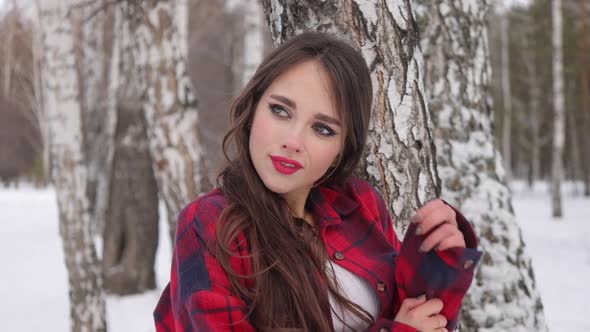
[412,199,445,223]
[410,298,443,317]
[435,231,465,251]
[400,295,427,312]
[426,314,448,331]
[419,223,457,252]
[417,205,457,236]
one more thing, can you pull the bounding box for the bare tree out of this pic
[92,2,161,295]
[552,0,565,217]
[69,0,119,240]
[521,13,543,189]
[0,4,42,183]
[187,0,244,184]
[102,100,159,294]
[566,78,583,191]
[240,0,265,86]
[30,3,51,183]
[579,0,590,196]
[420,1,549,330]
[3,1,16,96]
[0,95,41,183]
[131,0,211,240]
[36,0,106,330]
[500,7,513,181]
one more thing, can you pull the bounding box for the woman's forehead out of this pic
[264,60,340,120]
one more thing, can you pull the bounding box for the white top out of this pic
[326,259,381,331]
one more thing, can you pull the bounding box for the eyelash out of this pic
[269,103,337,137]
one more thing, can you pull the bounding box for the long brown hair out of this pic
[215,32,373,331]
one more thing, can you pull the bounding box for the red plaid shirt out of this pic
[154,176,482,331]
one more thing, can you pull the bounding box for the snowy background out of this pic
[0,182,588,331]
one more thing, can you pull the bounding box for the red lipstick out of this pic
[270,155,302,175]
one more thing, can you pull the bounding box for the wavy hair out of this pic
[215,32,373,331]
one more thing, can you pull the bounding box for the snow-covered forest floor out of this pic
[0,181,587,331]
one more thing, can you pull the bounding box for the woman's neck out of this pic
[282,187,312,220]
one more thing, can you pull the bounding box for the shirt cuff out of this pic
[436,201,483,270]
[442,200,479,249]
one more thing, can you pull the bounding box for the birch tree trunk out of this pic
[579,0,590,197]
[522,18,541,189]
[72,0,117,239]
[420,1,548,331]
[261,0,439,232]
[566,79,582,192]
[37,0,107,330]
[98,3,160,294]
[103,100,159,294]
[241,0,265,86]
[131,0,210,241]
[552,0,565,218]
[32,6,51,184]
[3,5,15,96]
[500,10,512,182]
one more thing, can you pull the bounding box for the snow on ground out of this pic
[0,181,588,331]
[0,186,172,332]
[510,181,590,332]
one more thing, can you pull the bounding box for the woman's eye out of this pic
[269,104,289,118]
[313,123,336,137]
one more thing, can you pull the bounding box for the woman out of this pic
[154,32,482,332]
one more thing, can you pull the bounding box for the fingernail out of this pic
[419,245,426,252]
[418,294,426,300]
[410,214,420,223]
[416,225,423,235]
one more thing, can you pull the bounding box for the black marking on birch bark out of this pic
[377,157,390,203]
[413,77,440,197]
[346,0,371,44]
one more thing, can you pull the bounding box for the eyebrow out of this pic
[269,94,342,127]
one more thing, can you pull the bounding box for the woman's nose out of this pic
[282,135,302,153]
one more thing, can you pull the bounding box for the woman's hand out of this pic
[394,296,448,332]
[412,199,466,252]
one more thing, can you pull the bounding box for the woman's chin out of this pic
[261,178,292,194]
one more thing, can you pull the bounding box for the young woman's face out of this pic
[249,60,343,203]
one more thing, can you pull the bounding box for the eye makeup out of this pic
[268,103,338,137]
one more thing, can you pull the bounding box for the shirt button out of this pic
[376,281,386,292]
[464,259,474,269]
[334,251,344,260]
[379,328,389,332]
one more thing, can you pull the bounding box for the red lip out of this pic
[270,155,302,175]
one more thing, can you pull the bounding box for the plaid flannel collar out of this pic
[306,183,360,229]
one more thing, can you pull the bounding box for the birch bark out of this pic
[552,0,565,218]
[241,0,265,85]
[97,3,160,294]
[420,1,548,331]
[500,11,512,181]
[37,0,107,330]
[72,0,117,238]
[132,0,210,239]
[31,4,51,183]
